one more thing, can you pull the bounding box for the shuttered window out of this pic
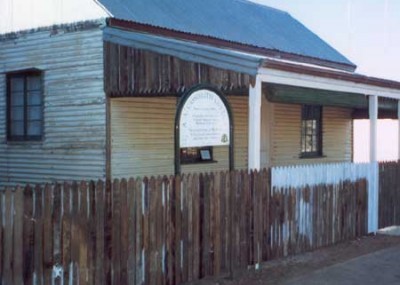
[301,105,322,157]
[7,70,43,141]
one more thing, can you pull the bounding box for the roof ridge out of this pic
[0,19,105,39]
[237,0,289,15]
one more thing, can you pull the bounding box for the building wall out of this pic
[264,101,353,167]
[0,24,106,188]
[110,95,248,178]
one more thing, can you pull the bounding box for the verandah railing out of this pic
[0,167,369,285]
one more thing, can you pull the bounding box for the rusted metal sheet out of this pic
[0,23,106,188]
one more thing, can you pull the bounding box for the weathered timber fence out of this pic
[379,161,400,228]
[272,162,378,233]
[0,169,368,285]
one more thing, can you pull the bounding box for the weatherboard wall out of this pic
[110,95,248,178]
[0,25,106,188]
[266,102,353,167]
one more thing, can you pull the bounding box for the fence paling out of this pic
[379,161,400,228]
[1,169,369,285]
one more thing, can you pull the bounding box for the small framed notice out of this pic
[200,149,212,160]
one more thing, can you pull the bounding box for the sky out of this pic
[249,1,400,161]
[1,0,399,161]
[251,0,400,82]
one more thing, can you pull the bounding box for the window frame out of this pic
[6,69,44,142]
[300,105,323,158]
[180,146,214,164]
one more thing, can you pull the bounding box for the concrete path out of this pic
[284,245,400,285]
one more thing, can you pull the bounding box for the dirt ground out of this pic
[189,234,400,285]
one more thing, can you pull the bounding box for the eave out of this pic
[260,59,400,100]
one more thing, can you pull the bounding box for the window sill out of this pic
[299,154,326,159]
[6,140,43,146]
[181,160,218,165]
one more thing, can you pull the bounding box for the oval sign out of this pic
[179,89,230,147]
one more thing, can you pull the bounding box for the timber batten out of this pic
[104,42,251,96]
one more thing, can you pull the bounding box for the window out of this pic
[301,105,322,157]
[7,70,43,141]
[180,146,213,164]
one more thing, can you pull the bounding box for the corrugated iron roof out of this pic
[98,0,355,68]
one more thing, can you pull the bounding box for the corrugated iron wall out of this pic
[268,102,353,166]
[110,96,248,178]
[0,25,106,188]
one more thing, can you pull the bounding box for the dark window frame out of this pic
[300,105,323,158]
[180,146,214,164]
[6,69,43,142]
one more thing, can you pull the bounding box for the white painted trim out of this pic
[398,101,400,160]
[248,75,262,171]
[369,96,378,163]
[271,162,379,234]
[258,67,400,99]
[93,0,113,17]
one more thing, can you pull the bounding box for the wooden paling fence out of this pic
[379,161,400,228]
[0,170,368,285]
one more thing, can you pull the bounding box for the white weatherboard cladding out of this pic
[271,162,379,234]
[0,27,106,188]
[180,89,230,148]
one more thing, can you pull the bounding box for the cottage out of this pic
[1,0,400,188]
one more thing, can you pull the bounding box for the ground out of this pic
[189,234,400,285]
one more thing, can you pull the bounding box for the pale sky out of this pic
[1,0,399,161]
[251,0,400,82]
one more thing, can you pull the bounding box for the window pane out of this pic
[27,121,42,136]
[27,76,41,91]
[28,106,42,120]
[11,121,24,136]
[301,105,322,156]
[10,78,24,92]
[11,106,24,120]
[28,91,42,105]
[10,92,24,106]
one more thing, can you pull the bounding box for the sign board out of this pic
[179,89,230,147]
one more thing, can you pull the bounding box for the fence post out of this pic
[13,186,24,284]
[368,162,379,233]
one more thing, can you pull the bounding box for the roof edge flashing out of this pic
[0,18,106,40]
[107,18,357,73]
[103,26,264,76]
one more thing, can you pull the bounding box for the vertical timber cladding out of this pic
[106,42,250,178]
[103,41,251,95]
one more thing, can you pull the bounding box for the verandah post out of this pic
[368,95,379,233]
[248,75,262,172]
[398,101,400,161]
